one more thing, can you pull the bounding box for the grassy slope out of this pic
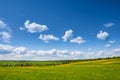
[0,58,120,80]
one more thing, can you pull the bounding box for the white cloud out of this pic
[95,50,110,58]
[37,49,69,56]
[71,51,83,56]
[0,44,13,50]
[0,20,11,43]
[70,36,86,44]
[13,47,28,54]
[96,50,104,56]
[0,44,71,60]
[111,48,120,53]
[0,44,119,60]
[0,32,11,43]
[88,48,92,51]
[97,30,109,40]
[62,29,73,42]
[104,40,115,48]
[0,44,28,54]
[19,27,25,30]
[20,20,48,33]
[0,20,7,29]
[0,20,11,32]
[0,44,13,54]
[0,44,70,60]
[0,44,81,60]
[111,48,120,56]
[104,22,114,27]
[39,34,59,43]
[109,40,115,44]
[105,44,112,48]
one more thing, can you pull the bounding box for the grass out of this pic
[0,57,120,80]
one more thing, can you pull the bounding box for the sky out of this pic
[0,0,120,60]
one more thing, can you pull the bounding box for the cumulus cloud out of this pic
[0,20,7,28]
[111,48,120,56]
[0,44,13,54]
[0,44,83,60]
[62,29,73,42]
[0,44,27,54]
[111,48,120,53]
[0,32,11,43]
[19,27,25,30]
[70,36,86,44]
[39,34,59,43]
[37,49,69,56]
[96,50,104,56]
[109,40,115,44]
[95,50,110,58]
[105,44,112,48]
[104,22,114,27]
[0,20,11,32]
[97,30,109,40]
[13,47,28,54]
[0,44,82,60]
[71,51,83,56]
[104,40,115,48]
[0,20,11,43]
[0,44,119,60]
[20,20,48,33]
[88,48,92,51]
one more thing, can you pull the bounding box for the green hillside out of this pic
[0,57,120,80]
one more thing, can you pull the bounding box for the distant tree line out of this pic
[0,61,71,67]
[0,56,120,67]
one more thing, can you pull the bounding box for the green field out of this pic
[0,57,120,80]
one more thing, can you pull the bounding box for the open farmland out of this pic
[0,57,120,80]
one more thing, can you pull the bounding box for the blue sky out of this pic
[0,0,120,60]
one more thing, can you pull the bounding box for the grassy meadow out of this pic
[0,57,120,80]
